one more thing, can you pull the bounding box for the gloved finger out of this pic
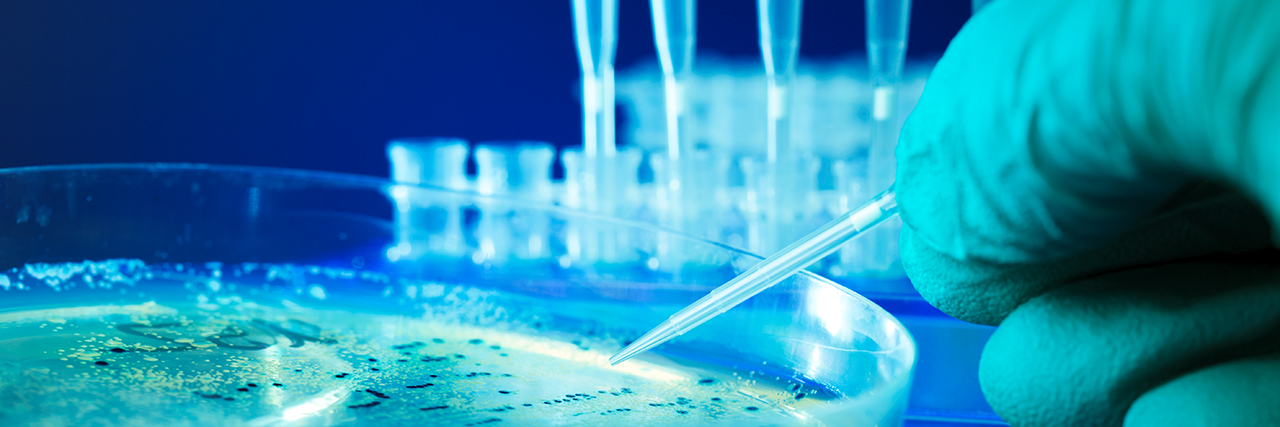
[897,0,1280,265]
[1125,355,1280,427]
[976,252,1280,426]
[903,182,1271,325]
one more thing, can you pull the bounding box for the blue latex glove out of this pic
[896,0,1280,425]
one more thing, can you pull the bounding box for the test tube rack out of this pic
[387,58,929,292]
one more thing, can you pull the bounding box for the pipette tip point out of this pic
[608,349,635,366]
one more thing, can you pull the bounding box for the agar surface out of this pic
[0,261,829,426]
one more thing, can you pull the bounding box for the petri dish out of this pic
[0,164,915,426]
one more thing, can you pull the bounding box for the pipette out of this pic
[757,0,802,165]
[753,0,805,255]
[571,0,619,260]
[649,0,697,245]
[865,0,911,188]
[610,186,899,365]
[863,0,911,270]
[571,0,619,160]
[649,0,696,161]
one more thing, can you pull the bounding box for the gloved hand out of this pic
[895,0,1280,426]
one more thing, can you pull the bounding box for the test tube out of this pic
[387,138,469,190]
[475,142,556,202]
[597,147,645,264]
[559,149,596,265]
[561,147,645,266]
[385,138,470,261]
[475,142,555,263]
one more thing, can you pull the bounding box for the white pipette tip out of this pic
[610,186,899,365]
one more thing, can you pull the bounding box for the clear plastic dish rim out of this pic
[0,162,918,364]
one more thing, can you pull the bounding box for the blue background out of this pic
[0,0,969,177]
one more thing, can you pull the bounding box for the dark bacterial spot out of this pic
[273,383,283,387]
[794,392,806,400]
[421,405,449,411]
[523,403,533,407]
[499,353,508,357]
[94,361,109,366]
[294,369,302,372]
[697,378,716,385]
[348,401,381,409]
[247,383,257,387]
[745,406,759,411]
[468,339,484,344]
[198,394,222,399]
[789,383,802,392]
[616,408,631,412]
[370,368,380,372]
[466,418,502,426]
[432,338,445,343]
[429,375,438,378]
[406,383,434,389]
[499,390,512,394]
[710,397,722,402]
[224,397,235,401]
[109,348,126,353]
[676,410,689,415]
[237,388,249,392]
[489,345,501,350]
[454,354,466,359]
[368,358,378,362]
